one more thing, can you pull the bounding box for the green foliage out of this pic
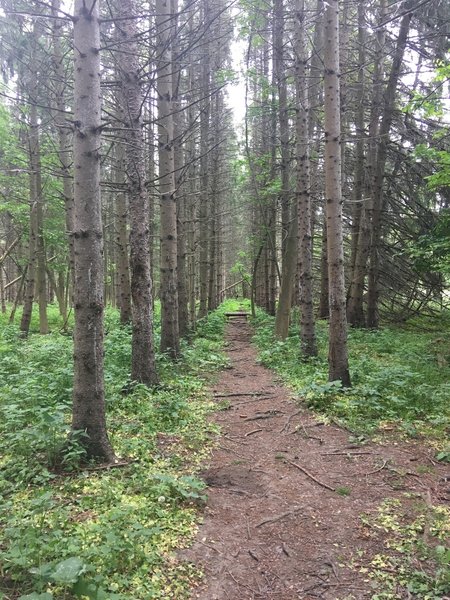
[336,486,351,497]
[414,143,450,191]
[213,67,239,86]
[0,303,229,599]
[359,497,450,599]
[408,207,450,275]
[252,309,450,441]
[436,449,450,463]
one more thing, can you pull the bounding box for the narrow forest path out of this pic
[184,318,449,600]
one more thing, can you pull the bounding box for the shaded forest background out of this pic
[0,0,449,345]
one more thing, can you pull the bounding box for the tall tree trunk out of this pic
[71,0,115,461]
[172,11,189,337]
[323,0,350,386]
[347,0,386,327]
[306,0,323,306]
[20,20,47,336]
[296,0,317,357]
[274,216,297,339]
[273,0,290,264]
[198,0,210,319]
[273,20,295,337]
[116,0,158,381]
[186,33,197,328]
[29,24,48,335]
[52,0,75,298]
[114,137,132,324]
[156,0,180,357]
[348,2,365,281]
[20,181,37,336]
[317,220,329,319]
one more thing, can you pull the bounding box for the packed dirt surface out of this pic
[184,317,449,599]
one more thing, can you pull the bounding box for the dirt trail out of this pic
[184,318,448,599]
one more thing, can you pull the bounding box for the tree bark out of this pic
[296,0,317,357]
[274,0,290,264]
[113,134,132,324]
[71,0,115,461]
[323,0,351,386]
[116,0,159,380]
[172,8,189,337]
[347,0,386,327]
[156,0,180,357]
[51,0,75,299]
[198,0,211,319]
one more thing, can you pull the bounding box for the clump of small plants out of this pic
[359,496,450,599]
[251,308,450,445]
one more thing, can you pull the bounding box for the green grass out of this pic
[0,302,233,600]
[251,308,450,446]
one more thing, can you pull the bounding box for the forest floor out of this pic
[183,317,450,600]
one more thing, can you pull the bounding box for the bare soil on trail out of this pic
[184,318,449,600]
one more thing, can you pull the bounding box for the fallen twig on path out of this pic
[256,506,304,528]
[284,459,336,492]
[364,459,389,475]
[248,549,259,561]
[245,428,264,437]
[320,451,372,456]
[234,396,274,407]
[245,410,283,422]
[299,423,323,444]
[224,433,249,445]
[198,539,223,554]
[323,559,340,580]
[213,392,274,398]
[226,570,259,594]
[218,445,247,459]
[280,410,302,433]
[227,487,252,496]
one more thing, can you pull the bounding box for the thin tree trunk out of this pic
[318,221,329,319]
[323,0,350,386]
[296,0,317,357]
[46,267,67,323]
[274,216,297,339]
[52,0,75,297]
[116,0,158,381]
[347,0,386,327]
[347,0,367,326]
[0,265,6,313]
[172,13,189,337]
[156,0,180,357]
[114,139,132,325]
[20,215,37,335]
[274,0,290,264]
[198,0,210,319]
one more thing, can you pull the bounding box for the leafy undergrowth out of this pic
[252,308,450,448]
[0,302,234,600]
[358,495,450,599]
